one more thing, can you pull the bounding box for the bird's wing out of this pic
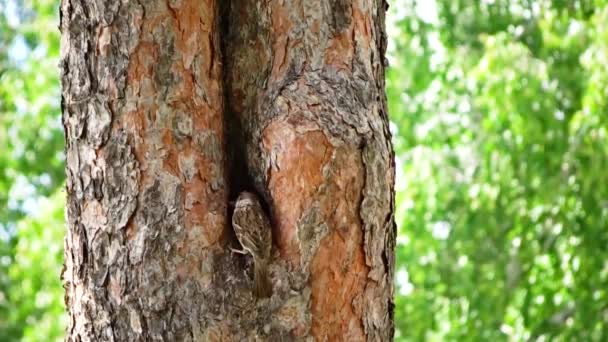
[233,205,271,258]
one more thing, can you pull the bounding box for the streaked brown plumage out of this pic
[232,191,273,298]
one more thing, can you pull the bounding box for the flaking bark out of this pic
[62,0,394,340]
[223,1,395,340]
[61,1,231,340]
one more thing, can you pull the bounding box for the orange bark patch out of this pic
[264,116,368,338]
[324,30,354,70]
[353,6,371,41]
[170,0,215,72]
[270,1,293,79]
[324,6,373,71]
[164,0,226,261]
[169,0,223,111]
[262,118,332,265]
[122,0,226,260]
[127,42,158,85]
[160,129,180,177]
[310,147,367,340]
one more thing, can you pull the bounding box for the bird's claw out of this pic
[230,247,248,255]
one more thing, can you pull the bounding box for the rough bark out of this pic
[61,0,394,341]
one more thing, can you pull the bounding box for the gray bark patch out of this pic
[103,131,139,230]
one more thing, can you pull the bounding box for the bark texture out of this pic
[61,1,229,340]
[223,1,395,340]
[61,0,394,340]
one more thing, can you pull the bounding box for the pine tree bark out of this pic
[61,0,394,341]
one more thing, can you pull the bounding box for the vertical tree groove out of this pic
[61,0,394,340]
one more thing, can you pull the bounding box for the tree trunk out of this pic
[61,0,394,341]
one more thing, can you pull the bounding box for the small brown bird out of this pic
[231,191,273,298]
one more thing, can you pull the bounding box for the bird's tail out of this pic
[253,260,272,298]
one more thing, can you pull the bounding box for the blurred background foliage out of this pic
[388,0,608,340]
[0,0,607,341]
[0,0,65,341]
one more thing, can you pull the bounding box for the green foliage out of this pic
[0,0,64,340]
[6,192,65,342]
[388,0,608,340]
